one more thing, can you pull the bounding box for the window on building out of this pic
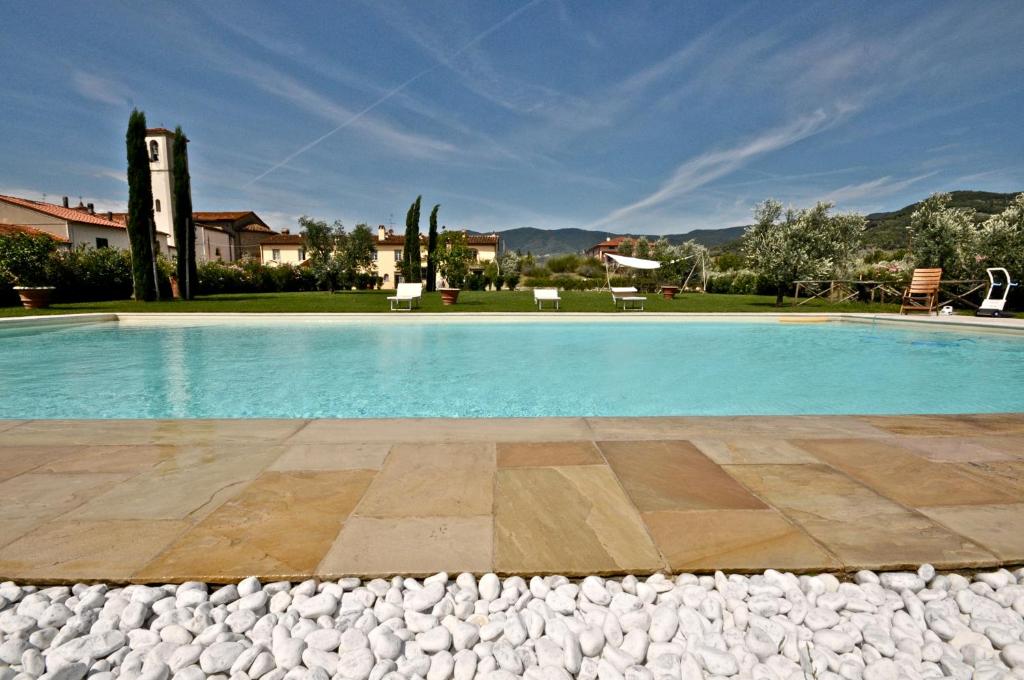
[95,237,108,249]
[215,247,221,257]
[394,249,402,261]
[470,249,479,261]
[372,250,379,261]
[298,248,306,260]
[154,199,161,212]
[149,140,159,162]
[272,249,281,261]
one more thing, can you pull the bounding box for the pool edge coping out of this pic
[3,311,1023,335]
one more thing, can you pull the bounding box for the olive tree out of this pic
[434,230,472,289]
[743,200,864,306]
[908,193,979,278]
[977,193,1024,280]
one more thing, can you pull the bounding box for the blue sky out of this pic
[1,1,1022,234]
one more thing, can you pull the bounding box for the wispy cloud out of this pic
[71,71,132,108]
[246,0,547,185]
[587,108,849,229]
[817,171,939,207]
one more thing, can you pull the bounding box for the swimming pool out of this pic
[1,318,1022,418]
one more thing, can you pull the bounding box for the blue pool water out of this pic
[1,320,1022,418]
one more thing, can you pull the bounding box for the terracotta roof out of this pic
[589,236,631,249]
[146,128,175,136]
[238,222,274,233]
[260,233,304,246]
[0,195,126,229]
[0,224,70,242]
[374,231,499,247]
[194,222,228,233]
[190,211,275,233]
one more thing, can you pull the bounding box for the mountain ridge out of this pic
[471,190,1020,257]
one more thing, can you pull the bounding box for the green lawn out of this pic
[0,290,903,316]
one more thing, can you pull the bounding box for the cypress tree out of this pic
[125,109,157,301]
[402,196,422,282]
[426,204,440,291]
[171,127,196,299]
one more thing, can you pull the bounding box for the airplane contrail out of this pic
[246,0,545,186]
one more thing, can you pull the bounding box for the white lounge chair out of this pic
[534,288,561,310]
[388,282,422,311]
[611,286,646,311]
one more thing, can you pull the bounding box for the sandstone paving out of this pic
[642,509,840,573]
[0,519,189,581]
[795,437,1021,507]
[269,442,392,471]
[319,516,492,576]
[494,465,664,574]
[724,463,1000,570]
[690,437,820,464]
[71,445,284,521]
[0,415,1022,580]
[354,442,494,518]
[137,470,375,582]
[497,441,604,467]
[919,503,1024,562]
[0,418,307,446]
[0,472,130,521]
[894,434,1024,462]
[291,417,593,443]
[600,440,766,511]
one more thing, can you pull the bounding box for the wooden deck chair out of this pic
[900,268,942,315]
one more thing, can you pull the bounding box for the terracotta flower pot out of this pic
[13,286,55,309]
[660,285,680,300]
[169,277,181,300]
[439,288,460,305]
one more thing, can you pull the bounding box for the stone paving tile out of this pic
[953,461,1024,495]
[0,472,130,521]
[137,470,374,582]
[291,418,592,443]
[894,436,1022,463]
[0,520,44,551]
[0,520,189,582]
[0,446,81,481]
[33,445,180,474]
[0,419,307,446]
[725,464,998,570]
[797,438,1019,507]
[0,420,25,433]
[497,441,603,468]
[643,509,840,573]
[919,504,1024,562]
[319,516,492,577]
[599,440,766,512]
[73,446,284,521]
[269,443,392,471]
[587,416,890,441]
[861,414,1024,437]
[354,443,494,518]
[494,466,664,575]
[691,438,820,465]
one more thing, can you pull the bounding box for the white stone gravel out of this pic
[2,566,1024,680]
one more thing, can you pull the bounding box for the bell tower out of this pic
[144,128,177,251]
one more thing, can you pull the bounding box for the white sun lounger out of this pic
[533,288,561,310]
[611,286,646,311]
[388,282,422,311]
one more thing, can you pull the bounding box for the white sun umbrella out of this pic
[603,251,707,291]
[603,252,661,290]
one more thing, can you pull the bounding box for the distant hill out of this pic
[863,190,1019,250]
[473,225,748,258]
[472,190,1021,258]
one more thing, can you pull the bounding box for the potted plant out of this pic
[435,231,472,305]
[0,232,58,309]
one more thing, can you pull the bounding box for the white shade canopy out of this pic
[604,253,661,270]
